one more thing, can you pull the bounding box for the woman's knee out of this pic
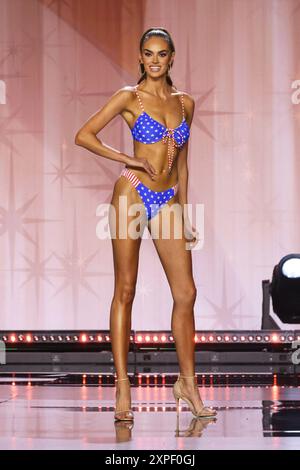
[173,285,197,306]
[114,282,136,304]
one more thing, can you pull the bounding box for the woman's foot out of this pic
[114,377,134,421]
[175,375,217,418]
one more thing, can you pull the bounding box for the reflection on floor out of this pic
[0,374,300,450]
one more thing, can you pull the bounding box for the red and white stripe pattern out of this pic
[120,168,179,195]
[120,168,141,188]
[172,183,179,195]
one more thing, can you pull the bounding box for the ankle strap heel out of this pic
[178,375,197,381]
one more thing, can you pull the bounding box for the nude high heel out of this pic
[114,377,134,422]
[173,375,217,418]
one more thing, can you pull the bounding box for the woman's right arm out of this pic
[74,88,132,165]
[74,88,157,179]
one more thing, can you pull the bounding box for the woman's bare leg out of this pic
[109,176,146,416]
[148,199,208,411]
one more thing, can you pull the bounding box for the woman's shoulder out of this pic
[174,89,195,111]
[116,85,137,96]
[109,86,137,108]
[110,85,135,98]
[172,86,194,103]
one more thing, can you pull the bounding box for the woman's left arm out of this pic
[177,93,195,216]
[176,94,199,247]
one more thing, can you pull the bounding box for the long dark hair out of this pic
[137,27,176,87]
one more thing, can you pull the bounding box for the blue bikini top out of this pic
[131,84,190,173]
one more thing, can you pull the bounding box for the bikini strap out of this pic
[134,85,145,112]
[180,93,185,119]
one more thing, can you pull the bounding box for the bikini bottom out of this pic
[119,168,178,220]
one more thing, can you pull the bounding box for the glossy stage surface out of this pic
[0,374,300,450]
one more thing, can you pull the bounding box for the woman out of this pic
[75,27,216,421]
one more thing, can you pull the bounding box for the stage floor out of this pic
[0,374,300,450]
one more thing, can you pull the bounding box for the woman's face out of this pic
[140,37,175,79]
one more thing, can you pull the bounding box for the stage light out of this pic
[161,335,167,342]
[240,335,246,341]
[256,335,262,341]
[201,335,206,342]
[270,254,300,323]
[232,335,238,342]
[26,334,32,342]
[153,335,158,342]
[80,334,87,343]
[208,335,214,342]
[137,335,143,342]
[264,335,270,341]
[97,335,103,342]
[145,335,151,342]
[224,335,230,342]
[271,334,279,342]
[248,335,254,342]
[10,335,16,343]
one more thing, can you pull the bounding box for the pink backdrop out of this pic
[0,0,299,330]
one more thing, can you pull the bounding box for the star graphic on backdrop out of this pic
[21,27,71,67]
[49,208,112,323]
[45,140,86,199]
[63,81,122,105]
[232,192,286,230]
[45,0,71,15]
[191,87,239,142]
[72,157,121,203]
[0,39,27,70]
[183,36,241,142]
[201,265,245,329]
[12,226,55,312]
[136,275,153,307]
[0,153,55,292]
[0,109,41,154]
